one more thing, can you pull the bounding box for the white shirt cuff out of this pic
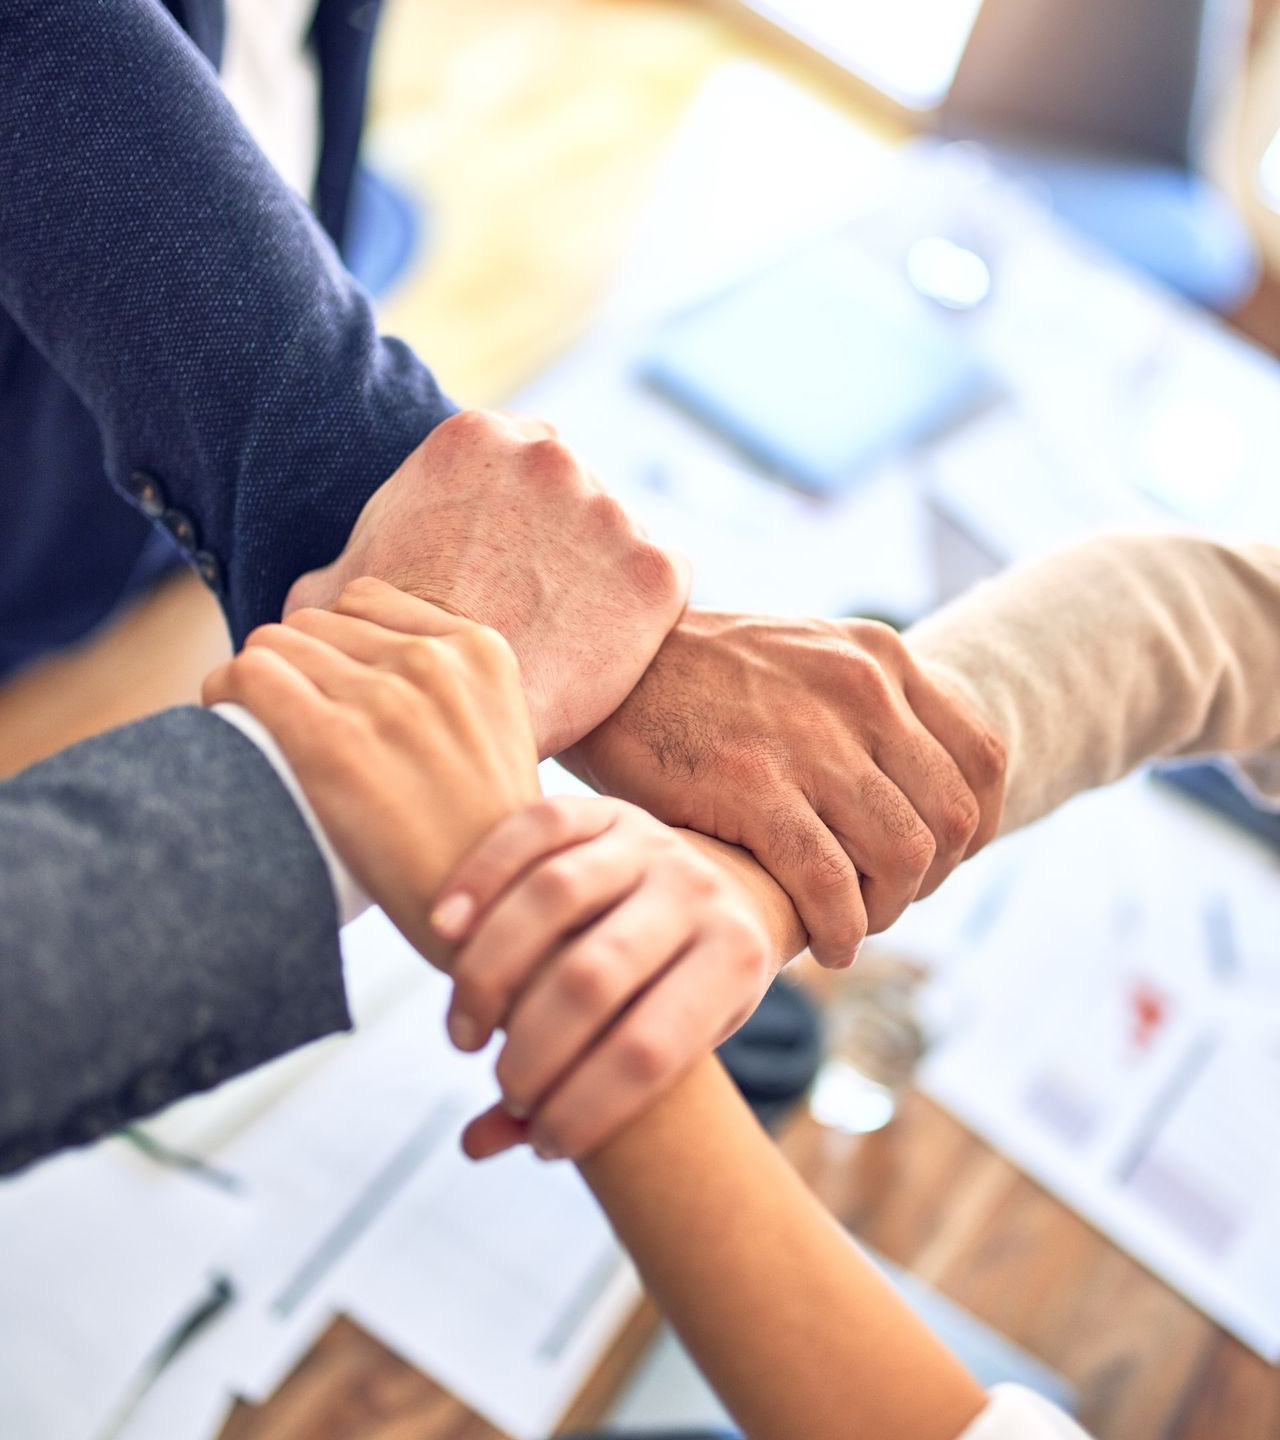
[212,702,373,928]
[959,1385,1092,1440]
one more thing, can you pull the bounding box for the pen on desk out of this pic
[119,1125,245,1194]
[1112,1032,1218,1186]
[272,1097,463,1320]
[96,1273,236,1440]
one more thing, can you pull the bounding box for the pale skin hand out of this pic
[200,606,986,1436]
[283,410,692,759]
[560,610,1007,968]
[283,406,1001,969]
[208,585,993,1162]
[213,580,792,1159]
[202,579,541,965]
[431,796,775,1162]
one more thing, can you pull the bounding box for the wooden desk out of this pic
[2,2,1277,1436]
[213,1083,1280,1440]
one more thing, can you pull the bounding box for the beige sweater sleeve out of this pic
[906,534,1280,835]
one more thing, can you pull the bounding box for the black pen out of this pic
[96,1273,236,1440]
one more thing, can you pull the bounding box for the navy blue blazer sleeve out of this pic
[0,707,352,1177]
[0,0,455,642]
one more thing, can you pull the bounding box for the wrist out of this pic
[211,702,372,927]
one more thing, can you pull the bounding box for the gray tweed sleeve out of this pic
[0,707,351,1176]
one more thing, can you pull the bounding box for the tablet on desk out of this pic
[639,239,995,497]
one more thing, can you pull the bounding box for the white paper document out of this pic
[0,914,639,1440]
[0,1140,245,1440]
[913,779,1280,1358]
[203,918,641,1438]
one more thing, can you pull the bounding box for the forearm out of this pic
[579,1056,986,1440]
[908,534,1280,833]
[0,0,454,637]
[678,534,1280,969]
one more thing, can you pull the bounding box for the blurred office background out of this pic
[2,4,1279,1440]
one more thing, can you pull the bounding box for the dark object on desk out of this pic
[717,976,823,1132]
[99,1274,236,1440]
[640,242,993,496]
[1153,760,1280,854]
[939,0,1258,310]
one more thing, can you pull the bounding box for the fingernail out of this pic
[504,1100,530,1121]
[432,892,476,940]
[532,1138,565,1162]
[449,1012,482,1051]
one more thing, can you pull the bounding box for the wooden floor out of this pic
[3,1,1278,1436]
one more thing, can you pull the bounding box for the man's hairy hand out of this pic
[559,611,1006,967]
[285,411,691,757]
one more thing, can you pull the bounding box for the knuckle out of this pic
[811,912,867,968]
[228,647,275,684]
[366,672,417,733]
[243,621,291,648]
[440,409,495,446]
[526,437,580,487]
[529,795,583,845]
[726,918,771,982]
[584,486,626,520]
[464,622,519,677]
[840,650,895,708]
[399,636,442,683]
[801,882,868,966]
[533,858,584,911]
[974,726,1008,790]
[846,619,907,666]
[453,972,502,1025]
[762,805,855,899]
[508,796,591,859]
[864,618,908,655]
[900,820,938,874]
[618,1029,672,1087]
[798,831,859,896]
[282,606,329,631]
[335,576,386,606]
[727,740,784,795]
[557,953,615,1011]
[939,789,981,850]
[624,539,680,605]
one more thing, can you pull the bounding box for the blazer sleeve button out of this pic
[161,508,200,551]
[128,469,168,519]
[193,550,225,598]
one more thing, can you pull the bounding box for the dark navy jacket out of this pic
[0,0,455,676]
